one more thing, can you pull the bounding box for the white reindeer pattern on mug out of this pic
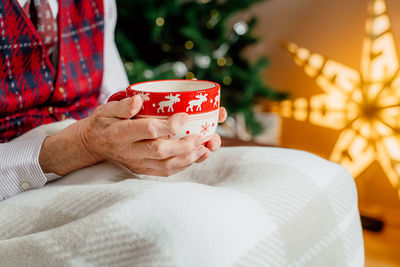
[140,93,150,109]
[186,93,208,112]
[213,92,219,108]
[157,94,181,113]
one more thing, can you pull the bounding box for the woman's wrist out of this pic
[38,120,102,175]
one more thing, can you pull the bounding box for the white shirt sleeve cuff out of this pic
[0,136,53,200]
[45,172,61,182]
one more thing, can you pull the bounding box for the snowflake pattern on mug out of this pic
[200,122,211,135]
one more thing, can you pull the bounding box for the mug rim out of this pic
[128,79,220,94]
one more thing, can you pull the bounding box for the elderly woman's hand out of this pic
[39,95,227,177]
[80,95,211,176]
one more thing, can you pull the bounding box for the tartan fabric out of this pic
[0,0,104,143]
[22,0,58,57]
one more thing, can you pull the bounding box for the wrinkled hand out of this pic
[40,95,228,177]
[78,95,213,176]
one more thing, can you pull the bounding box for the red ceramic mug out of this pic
[108,79,221,140]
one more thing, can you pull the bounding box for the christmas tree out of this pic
[115,0,286,135]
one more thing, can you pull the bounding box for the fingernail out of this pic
[121,96,131,103]
[122,95,138,104]
[133,94,142,103]
[179,114,190,125]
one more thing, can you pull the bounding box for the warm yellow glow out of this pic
[294,98,308,121]
[223,75,232,85]
[297,48,310,61]
[185,72,195,79]
[280,100,293,117]
[373,0,386,14]
[294,98,308,109]
[305,54,324,77]
[156,17,165,27]
[185,40,194,50]
[217,57,227,67]
[279,0,400,198]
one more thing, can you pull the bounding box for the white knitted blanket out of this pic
[0,120,364,266]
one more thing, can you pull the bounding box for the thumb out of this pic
[103,94,143,119]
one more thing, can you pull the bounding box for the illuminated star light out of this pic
[277,0,400,198]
